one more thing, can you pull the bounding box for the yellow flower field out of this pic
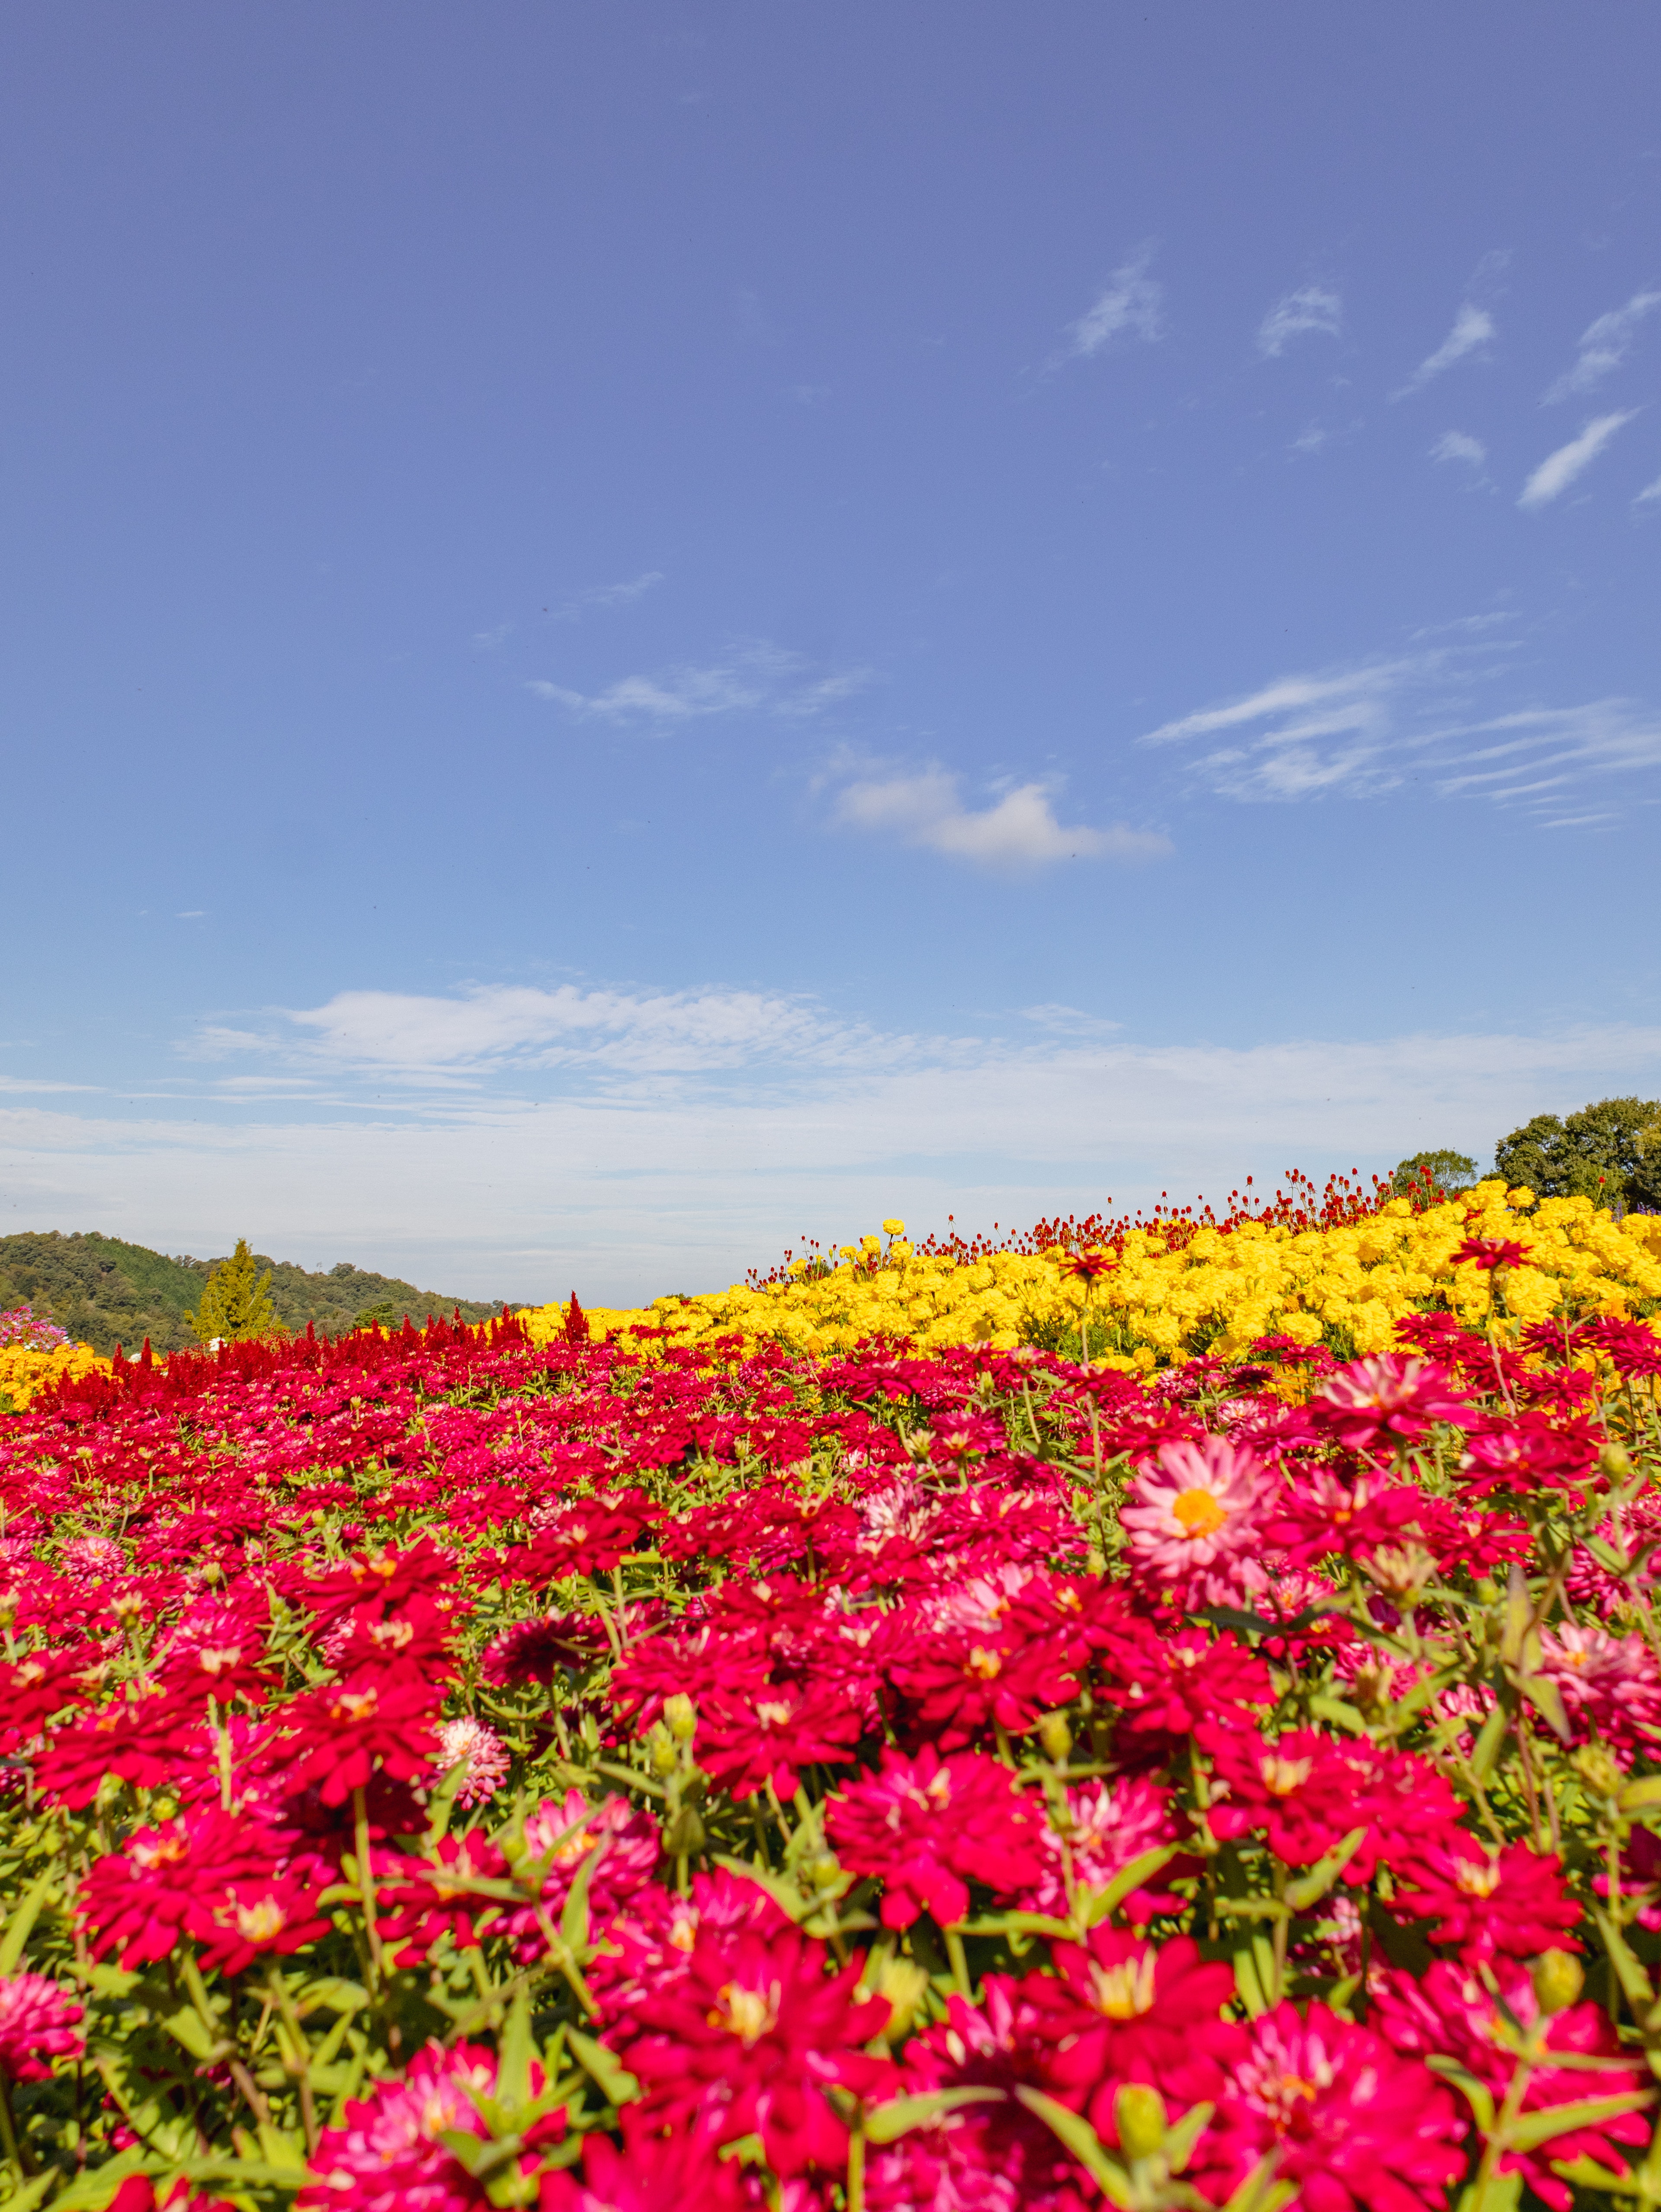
[519,1182,1661,1367]
[0,1340,112,1409]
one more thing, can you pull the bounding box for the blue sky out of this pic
[3,2,1659,1301]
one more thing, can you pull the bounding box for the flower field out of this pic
[526,1183,1661,1366]
[2,1194,1661,2208]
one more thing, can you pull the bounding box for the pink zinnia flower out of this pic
[435,1717,510,1807]
[1199,1999,1465,2212]
[298,2040,561,2212]
[0,1972,83,2081]
[1120,1437,1271,1608]
[1309,1354,1471,1451]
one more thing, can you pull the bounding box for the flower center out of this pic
[966,1646,1003,1680]
[711,1980,781,2046]
[1259,1754,1314,1796]
[1089,1953,1158,2019]
[1453,1857,1501,1897]
[1172,1488,1228,1538]
[754,1700,793,1729]
[234,1896,288,1943]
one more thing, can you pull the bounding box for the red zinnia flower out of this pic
[1023,1928,1242,2136]
[277,1671,441,1805]
[1391,1837,1581,1960]
[617,1923,891,2176]
[827,1745,1045,1929]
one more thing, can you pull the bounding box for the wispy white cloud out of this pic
[1518,411,1638,508]
[1635,472,1661,507]
[527,643,867,724]
[1393,304,1494,398]
[196,982,896,1083]
[1257,284,1343,359]
[832,765,1168,870]
[1430,430,1488,467]
[1142,643,1661,817]
[1544,290,1661,401]
[551,572,665,622]
[1061,247,1165,360]
[472,622,511,650]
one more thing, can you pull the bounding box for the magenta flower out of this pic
[1199,1999,1465,2212]
[0,1972,83,2081]
[298,2040,561,2212]
[827,1744,1045,1929]
[1309,1353,1472,1450]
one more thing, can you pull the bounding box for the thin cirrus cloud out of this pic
[1518,411,1639,509]
[1430,430,1488,468]
[1636,473,1661,508]
[1392,303,1495,398]
[1058,246,1166,361]
[1543,289,1661,402]
[831,765,1170,871]
[550,571,666,621]
[195,982,903,1083]
[526,643,867,723]
[1142,646,1661,820]
[1256,284,1343,359]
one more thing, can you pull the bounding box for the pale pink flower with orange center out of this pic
[1121,1437,1272,1607]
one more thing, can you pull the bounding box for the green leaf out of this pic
[1470,1703,1509,1780]
[0,1869,56,1976]
[1453,2177,1521,2212]
[1546,2153,1643,2195]
[1500,1562,1536,1671]
[1011,2087,1134,2208]
[1232,1940,1273,2018]
[1516,1670,1572,1744]
[1507,2089,1654,2152]
[1163,2099,1216,2172]
[1218,2151,1298,2212]
[1427,2055,1496,2135]
[494,1983,535,2111]
[566,2026,638,2108]
[1307,1695,1366,1736]
[1284,1826,1367,1912]
[863,2086,1006,2145]
[560,1841,596,1956]
[1087,1844,1180,1921]
[1594,1907,1656,2017]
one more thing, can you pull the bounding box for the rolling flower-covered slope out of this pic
[1,1204,1661,2205]
[522,1182,1661,1365]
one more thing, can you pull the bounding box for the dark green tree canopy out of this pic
[1493,1096,1661,1210]
[1390,1150,1479,1203]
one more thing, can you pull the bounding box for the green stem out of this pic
[353,1786,383,1988]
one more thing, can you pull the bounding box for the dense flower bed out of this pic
[0,1307,109,1414]
[2,1284,1661,2207]
[521,1182,1661,1365]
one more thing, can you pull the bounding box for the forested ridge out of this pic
[0,1230,507,1354]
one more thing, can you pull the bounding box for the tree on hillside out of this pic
[1493,1097,1661,1210]
[184,1239,283,1343]
[1390,1150,1479,1203]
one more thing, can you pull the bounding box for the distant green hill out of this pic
[0,1231,508,1355]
